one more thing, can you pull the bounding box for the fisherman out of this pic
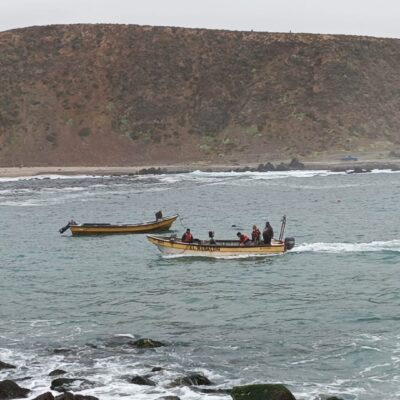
[251,225,261,243]
[262,221,274,245]
[237,232,251,246]
[181,228,193,243]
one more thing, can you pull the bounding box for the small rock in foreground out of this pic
[129,375,156,386]
[49,370,67,377]
[0,379,30,399]
[0,362,16,370]
[32,392,54,400]
[157,397,181,400]
[170,373,212,387]
[54,393,99,400]
[128,338,165,348]
[231,384,296,400]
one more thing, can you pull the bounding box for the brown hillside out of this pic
[0,24,400,167]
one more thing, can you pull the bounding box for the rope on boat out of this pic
[177,213,186,229]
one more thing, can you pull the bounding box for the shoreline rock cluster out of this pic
[135,157,400,176]
[0,337,345,400]
[136,158,307,175]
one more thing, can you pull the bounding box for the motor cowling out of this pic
[59,223,70,234]
[284,237,295,251]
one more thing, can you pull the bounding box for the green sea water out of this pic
[0,170,399,399]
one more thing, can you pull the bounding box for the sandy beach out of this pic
[0,158,400,178]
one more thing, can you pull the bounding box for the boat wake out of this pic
[295,239,400,253]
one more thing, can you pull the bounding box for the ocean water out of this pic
[0,170,399,400]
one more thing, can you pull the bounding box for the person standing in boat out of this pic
[237,232,251,246]
[251,225,261,244]
[262,221,274,245]
[182,228,193,243]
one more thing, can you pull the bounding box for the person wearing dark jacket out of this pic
[181,228,193,243]
[262,222,274,245]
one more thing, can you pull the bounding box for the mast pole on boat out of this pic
[279,215,286,241]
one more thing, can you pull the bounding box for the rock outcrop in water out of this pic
[128,338,165,348]
[170,373,213,387]
[48,369,67,377]
[32,392,54,400]
[129,375,156,386]
[230,384,296,400]
[1,24,400,167]
[0,362,16,370]
[0,380,30,399]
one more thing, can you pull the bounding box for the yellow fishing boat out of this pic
[59,212,178,236]
[147,216,295,257]
[147,235,294,257]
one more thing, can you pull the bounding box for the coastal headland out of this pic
[1,24,400,168]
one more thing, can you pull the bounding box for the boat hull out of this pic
[70,216,178,235]
[147,235,290,257]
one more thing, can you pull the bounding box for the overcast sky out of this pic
[1,0,399,38]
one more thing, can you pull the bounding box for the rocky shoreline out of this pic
[0,338,344,400]
[0,158,400,179]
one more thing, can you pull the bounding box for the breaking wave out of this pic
[0,174,109,183]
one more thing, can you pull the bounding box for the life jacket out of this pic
[182,232,193,242]
[240,234,250,244]
[252,228,261,241]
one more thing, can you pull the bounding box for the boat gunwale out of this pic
[147,234,286,250]
[71,215,178,229]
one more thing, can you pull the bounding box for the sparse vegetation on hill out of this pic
[0,24,400,166]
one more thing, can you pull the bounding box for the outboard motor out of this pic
[284,237,295,251]
[208,231,216,244]
[59,223,70,234]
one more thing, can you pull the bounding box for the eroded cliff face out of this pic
[0,24,399,166]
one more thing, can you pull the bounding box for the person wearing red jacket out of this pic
[181,228,193,243]
[237,232,251,246]
[251,225,261,243]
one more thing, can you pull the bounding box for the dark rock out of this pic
[33,392,54,400]
[233,166,252,172]
[54,392,99,400]
[151,367,163,372]
[157,397,181,400]
[275,163,290,171]
[325,397,344,400]
[137,167,168,175]
[0,380,30,399]
[129,375,156,386]
[0,362,16,370]
[193,387,232,395]
[128,338,165,348]
[54,392,98,400]
[49,370,67,377]
[50,378,83,392]
[53,349,71,354]
[54,393,74,400]
[256,163,275,172]
[230,384,296,400]
[170,373,212,387]
[288,158,304,170]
